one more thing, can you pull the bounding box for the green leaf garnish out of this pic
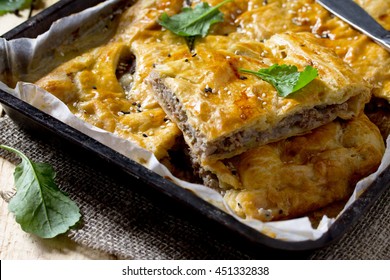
[158,0,232,38]
[0,145,81,238]
[240,64,318,97]
[0,0,32,16]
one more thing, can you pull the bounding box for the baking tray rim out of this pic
[1,0,389,252]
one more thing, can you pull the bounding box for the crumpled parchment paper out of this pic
[1,0,389,242]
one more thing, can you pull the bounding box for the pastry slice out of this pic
[149,32,371,162]
[204,114,385,221]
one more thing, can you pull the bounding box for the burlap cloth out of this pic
[0,112,389,259]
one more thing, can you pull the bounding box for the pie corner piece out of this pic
[148,32,372,164]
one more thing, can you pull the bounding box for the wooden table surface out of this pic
[0,0,115,260]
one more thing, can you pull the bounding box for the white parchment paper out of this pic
[0,0,389,242]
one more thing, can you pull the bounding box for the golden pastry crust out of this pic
[150,31,371,161]
[36,0,186,160]
[217,114,385,221]
[33,0,388,224]
[235,0,390,102]
[36,0,388,161]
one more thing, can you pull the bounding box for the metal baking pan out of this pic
[1,0,389,255]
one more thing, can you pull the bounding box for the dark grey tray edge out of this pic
[0,0,389,253]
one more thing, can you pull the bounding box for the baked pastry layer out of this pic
[202,114,385,221]
[33,0,388,224]
[236,0,390,102]
[35,0,186,160]
[149,32,371,161]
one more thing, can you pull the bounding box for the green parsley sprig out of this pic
[158,0,232,48]
[240,64,318,97]
[0,145,81,238]
[0,0,33,16]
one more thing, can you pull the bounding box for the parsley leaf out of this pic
[240,64,318,97]
[0,0,32,16]
[158,0,232,37]
[0,145,81,238]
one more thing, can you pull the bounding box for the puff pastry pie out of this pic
[149,32,370,161]
[34,0,388,222]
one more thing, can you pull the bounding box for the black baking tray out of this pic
[1,0,389,254]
